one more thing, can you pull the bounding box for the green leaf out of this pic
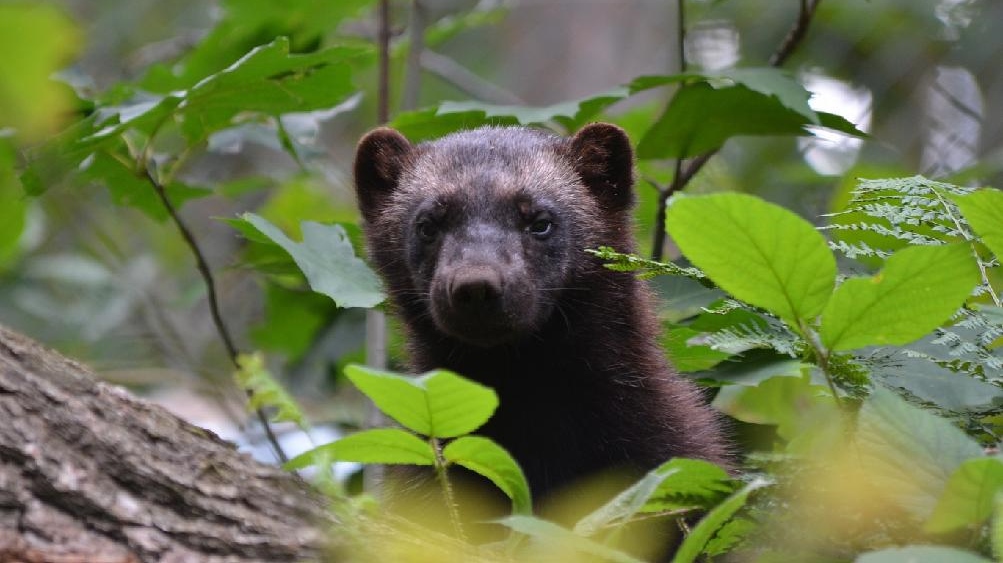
[81,151,211,220]
[140,0,374,92]
[0,4,80,141]
[638,83,810,159]
[712,374,839,452]
[954,188,1003,260]
[176,39,364,143]
[855,546,992,563]
[234,352,307,429]
[87,38,364,147]
[390,106,518,143]
[285,428,435,470]
[820,243,980,351]
[855,387,984,521]
[497,515,646,563]
[443,436,531,515]
[0,141,27,268]
[666,193,836,331]
[345,366,499,438]
[925,457,1003,533]
[672,478,770,563]
[240,213,384,308]
[714,68,816,122]
[250,282,338,361]
[437,87,630,131]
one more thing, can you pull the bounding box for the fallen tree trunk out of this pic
[0,324,331,562]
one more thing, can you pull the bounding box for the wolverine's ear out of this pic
[569,123,634,213]
[354,127,413,222]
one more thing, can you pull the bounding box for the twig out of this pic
[377,0,392,125]
[769,0,821,67]
[140,165,288,463]
[402,0,427,111]
[421,50,524,105]
[651,0,825,260]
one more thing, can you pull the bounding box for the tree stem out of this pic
[141,166,288,463]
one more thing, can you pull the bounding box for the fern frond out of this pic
[700,321,802,358]
[587,246,711,285]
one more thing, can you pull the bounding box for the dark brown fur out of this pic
[353,124,729,502]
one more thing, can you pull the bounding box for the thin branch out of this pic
[651,0,825,260]
[141,165,288,463]
[402,0,427,111]
[421,50,523,105]
[377,0,392,125]
[769,0,820,67]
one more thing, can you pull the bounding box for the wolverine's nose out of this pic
[449,267,503,309]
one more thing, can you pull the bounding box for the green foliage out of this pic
[345,365,498,438]
[236,213,384,309]
[443,436,532,515]
[0,3,80,141]
[10,1,1003,561]
[234,352,308,429]
[287,428,435,467]
[666,192,836,332]
[673,479,770,563]
[820,243,980,351]
[926,457,1003,534]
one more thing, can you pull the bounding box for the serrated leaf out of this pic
[954,188,1003,260]
[140,0,374,93]
[855,546,992,563]
[241,213,384,308]
[443,436,531,515]
[177,39,364,142]
[497,515,646,563]
[672,478,770,563]
[638,83,810,159]
[285,428,435,470]
[820,243,980,351]
[234,352,307,429]
[925,457,1003,534]
[855,387,984,520]
[345,366,499,438]
[714,68,816,122]
[666,193,836,331]
[87,38,363,147]
[438,87,629,131]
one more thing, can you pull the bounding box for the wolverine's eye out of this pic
[416,219,439,242]
[527,216,554,238]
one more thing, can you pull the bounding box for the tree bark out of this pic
[0,325,331,563]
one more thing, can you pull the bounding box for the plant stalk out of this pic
[140,165,288,463]
[432,438,466,542]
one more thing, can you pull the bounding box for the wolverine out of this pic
[353,123,729,502]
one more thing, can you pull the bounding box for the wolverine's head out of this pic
[354,124,635,348]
